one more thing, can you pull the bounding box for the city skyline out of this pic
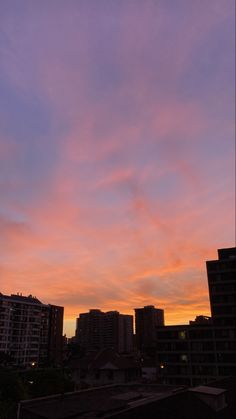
[0,243,231,338]
[0,1,235,337]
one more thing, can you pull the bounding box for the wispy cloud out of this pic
[0,0,234,336]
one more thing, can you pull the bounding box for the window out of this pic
[178,331,187,340]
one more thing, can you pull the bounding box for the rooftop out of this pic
[18,378,236,419]
[18,384,180,419]
[69,348,140,371]
[189,386,226,396]
[0,293,43,305]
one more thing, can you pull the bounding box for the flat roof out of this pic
[189,386,226,396]
[19,384,180,419]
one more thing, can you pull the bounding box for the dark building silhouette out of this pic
[69,348,141,387]
[48,304,64,365]
[18,378,236,419]
[135,305,164,351]
[76,309,133,353]
[207,247,236,327]
[207,247,236,377]
[156,247,236,385]
[156,317,217,386]
[0,293,64,367]
[76,309,103,351]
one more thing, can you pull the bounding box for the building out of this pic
[0,293,64,367]
[18,379,235,419]
[69,348,141,387]
[76,309,103,351]
[206,247,236,377]
[156,317,217,386]
[76,309,133,353]
[135,305,164,352]
[47,304,64,365]
[104,311,133,354]
[156,247,236,385]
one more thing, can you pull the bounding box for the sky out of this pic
[0,0,235,337]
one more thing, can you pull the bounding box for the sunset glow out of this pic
[0,0,235,337]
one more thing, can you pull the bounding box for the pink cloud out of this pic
[0,1,234,338]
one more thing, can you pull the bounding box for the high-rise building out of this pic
[206,247,236,377]
[76,309,133,353]
[156,247,236,385]
[104,311,133,353]
[135,305,164,352]
[117,312,133,354]
[76,309,104,351]
[48,304,64,365]
[0,293,64,367]
[207,247,236,327]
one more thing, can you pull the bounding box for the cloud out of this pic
[0,0,234,337]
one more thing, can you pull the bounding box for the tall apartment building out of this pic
[0,293,64,367]
[135,305,164,352]
[104,311,133,354]
[76,309,104,351]
[156,247,236,385]
[206,247,236,377]
[48,304,64,364]
[76,309,133,353]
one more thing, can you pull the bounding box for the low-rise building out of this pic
[18,379,236,419]
[156,318,217,386]
[69,348,141,387]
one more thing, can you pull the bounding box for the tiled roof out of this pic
[69,349,140,371]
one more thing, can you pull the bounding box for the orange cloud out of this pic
[0,1,234,338]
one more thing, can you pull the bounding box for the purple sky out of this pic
[0,0,235,336]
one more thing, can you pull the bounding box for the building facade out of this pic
[0,293,64,367]
[206,247,236,377]
[69,348,141,388]
[135,305,164,352]
[76,309,133,353]
[156,247,236,385]
[47,304,64,365]
[156,317,217,386]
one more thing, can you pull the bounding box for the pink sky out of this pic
[0,0,235,336]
